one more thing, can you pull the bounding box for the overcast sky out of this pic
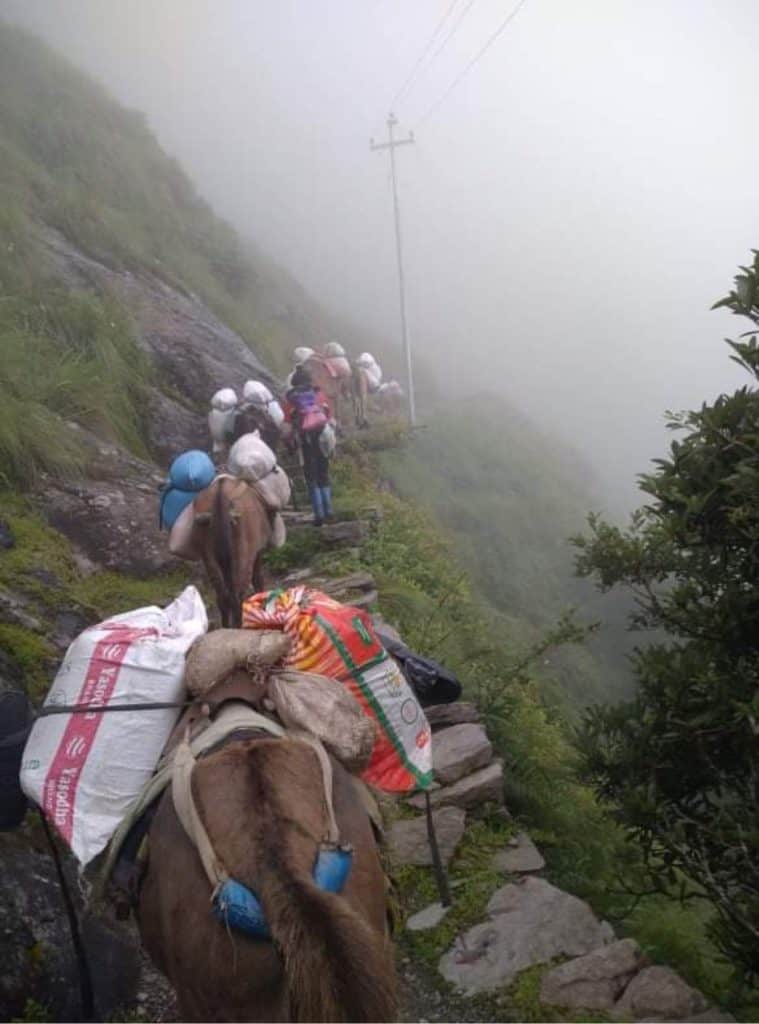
[4,0,758,505]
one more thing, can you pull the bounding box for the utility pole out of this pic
[370,112,416,426]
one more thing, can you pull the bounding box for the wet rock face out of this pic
[42,227,279,407]
[0,832,141,1022]
[144,388,207,469]
[33,424,173,576]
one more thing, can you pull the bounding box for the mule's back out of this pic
[138,735,395,1022]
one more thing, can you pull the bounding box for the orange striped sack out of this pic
[242,587,432,792]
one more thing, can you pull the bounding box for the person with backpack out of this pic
[284,366,335,526]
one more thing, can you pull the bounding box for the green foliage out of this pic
[11,998,53,1023]
[573,255,759,983]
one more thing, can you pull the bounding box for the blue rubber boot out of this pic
[310,485,324,526]
[320,485,333,520]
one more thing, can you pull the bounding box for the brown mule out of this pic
[195,476,272,627]
[137,732,397,1022]
[351,364,371,428]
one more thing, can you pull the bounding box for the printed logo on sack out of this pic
[42,626,153,844]
[415,726,431,749]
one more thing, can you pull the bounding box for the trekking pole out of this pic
[424,790,451,907]
[39,811,95,1022]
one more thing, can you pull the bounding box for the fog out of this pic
[5,0,759,506]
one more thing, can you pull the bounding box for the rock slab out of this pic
[408,760,504,812]
[439,876,613,994]
[433,723,492,785]
[425,702,480,730]
[540,938,645,1010]
[492,831,545,874]
[406,902,451,932]
[388,806,466,867]
[613,964,709,1021]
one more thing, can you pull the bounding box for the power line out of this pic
[390,0,460,112]
[416,0,530,128]
[429,0,477,62]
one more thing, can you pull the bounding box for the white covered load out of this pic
[357,352,383,392]
[243,380,285,428]
[228,432,277,483]
[208,387,238,453]
[20,587,208,866]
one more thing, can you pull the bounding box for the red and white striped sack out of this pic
[20,586,208,867]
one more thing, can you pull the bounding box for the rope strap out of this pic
[170,725,342,898]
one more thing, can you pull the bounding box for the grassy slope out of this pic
[382,398,637,710]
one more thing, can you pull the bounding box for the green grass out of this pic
[0,289,152,487]
[394,813,516,966]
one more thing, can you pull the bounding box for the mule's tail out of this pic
[210,480,239,627]
[246,743,396,1023]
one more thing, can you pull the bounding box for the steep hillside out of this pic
[383,398,636,708]
[0,22,749,1023]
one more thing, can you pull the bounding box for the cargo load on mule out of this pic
[160,439,291,562]
[18,587,208,866]
[243,586,432,793]
[208,387,239,456]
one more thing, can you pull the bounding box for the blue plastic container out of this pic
[159,487,196,531]
[168,450,215,492]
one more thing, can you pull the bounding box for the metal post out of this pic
[371,114,416,426]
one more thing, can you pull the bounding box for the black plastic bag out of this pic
[375,627,461,707]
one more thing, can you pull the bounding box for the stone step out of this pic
[425,702,480,730]
[388,806,466,868]
[432,723,492,786]
[491,832,545,874]
[407,760,504,813]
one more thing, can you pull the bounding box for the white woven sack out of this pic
[243,380,274,406]
[208,407,236,450]
[20,587,208,867]
[254,467,292,511]
[210,387,238,412]
[228,432,277,483]
[293,346,315,365]
[324,340,346,358]
[266,399,285,428]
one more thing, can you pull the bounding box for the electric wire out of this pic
[389,0,461,112]
[416,0,530,128]
[429,0,478,62]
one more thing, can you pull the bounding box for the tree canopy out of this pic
[573,252,759,981]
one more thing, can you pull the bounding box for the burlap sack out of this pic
[185,629,291,696]
[267,669,376,774]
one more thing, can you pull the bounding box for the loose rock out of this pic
[433,723,492,785]
[388,806,466,866]
[406,902,451,932]
[613,965,709,1021]
[408,760,504,812]
[491,831,545,874]
[540,938,645,1010]
[439,876,613,994]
